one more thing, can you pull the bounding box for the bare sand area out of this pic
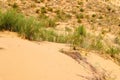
[0,31,120,80]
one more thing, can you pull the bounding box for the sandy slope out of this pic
[0,32,91,80]
[0,31,120,80]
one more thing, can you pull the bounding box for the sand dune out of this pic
[0,31,120,80]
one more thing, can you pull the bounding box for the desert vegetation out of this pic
[0,0,120,79]
[0,7,120,66]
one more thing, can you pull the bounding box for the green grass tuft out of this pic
[0,9,56,40]
[106,47,120,57]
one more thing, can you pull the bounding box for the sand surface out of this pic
[0,31,120,80]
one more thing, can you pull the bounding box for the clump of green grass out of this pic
[77,19,82,23]
[76,14,84,23]
[41,7,47,14]
[39,13,48,19]
[0,9,19,30]
[106,46,120,57]
[70,25,87,49]
[47,7,53,12]
[39,13,56,28]
[91,39,104,51]
[114,36,120,45]
[76,13,84,19]
[1,9,120,64]
[55,35,68,43]
[12,3,19,9]
[90,34,104,51]
[80,8,84,12]
[0,9,56,40]
[0,9,66,42]
[36,28,57,41]
[78,1,83,5]
[92,14,96,17]
[36,9,40,13]
[55,10,71,21]
[0,9,42,40]
[75,25,86,37]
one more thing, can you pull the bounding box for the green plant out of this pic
[20,17,40,40]
[47,7,53,12]
[106,46,120,57]
[55,10,71,21]
[80,8,84,12]
[76,14,84,23]
[31,3,36,8]
[78,1,83,5]
[77,19,82,23]
[39,13,48,19]
[41,7,47,14]
[36,9,40,13]
[76,13,84,19]
[92,14,96,17]
[91,39,103,51]
[107,6,111,12]
[0,9,67,43]
[99,15,103,19]
[37,28,57,41]
[75,25,86,37]
[12,3,19,9]
[0,9,42,40]
[39,14,56,28]
[0,9,18,30]
[114,36,120,45]
[70,25,86,49]
[55,35,68,43]
[47,18,56,28]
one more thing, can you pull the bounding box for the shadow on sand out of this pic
[0,47,4,50]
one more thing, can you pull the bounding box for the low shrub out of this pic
[106,46,120,57]
[55,10,71,21]
[41,7,47,14]
[0,9,56,40]
[0,9,66,42]
[69,25,87,49]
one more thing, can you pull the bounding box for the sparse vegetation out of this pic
[47,7,53,12]
[115,36,120,45]
[41,7,47,14]
[12,3,19,9]
[0,0,120,65]
[0,9,56,41]
[36,9,40,13]
[55,10,71,21]
[0,9,67,42]
[76,13,84,19]
[106,46,120,57]
[91,35,104,51]
[76,13,84,23]
[0,9,40,40]
[0,0,120,80]
[69,25,87,49]
[80,8,84,12]
[39,13,56,28]
[31,3,36,8]
[92,14,96,17]
[78,1,83,5]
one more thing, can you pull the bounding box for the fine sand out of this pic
[0,31,120,80]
